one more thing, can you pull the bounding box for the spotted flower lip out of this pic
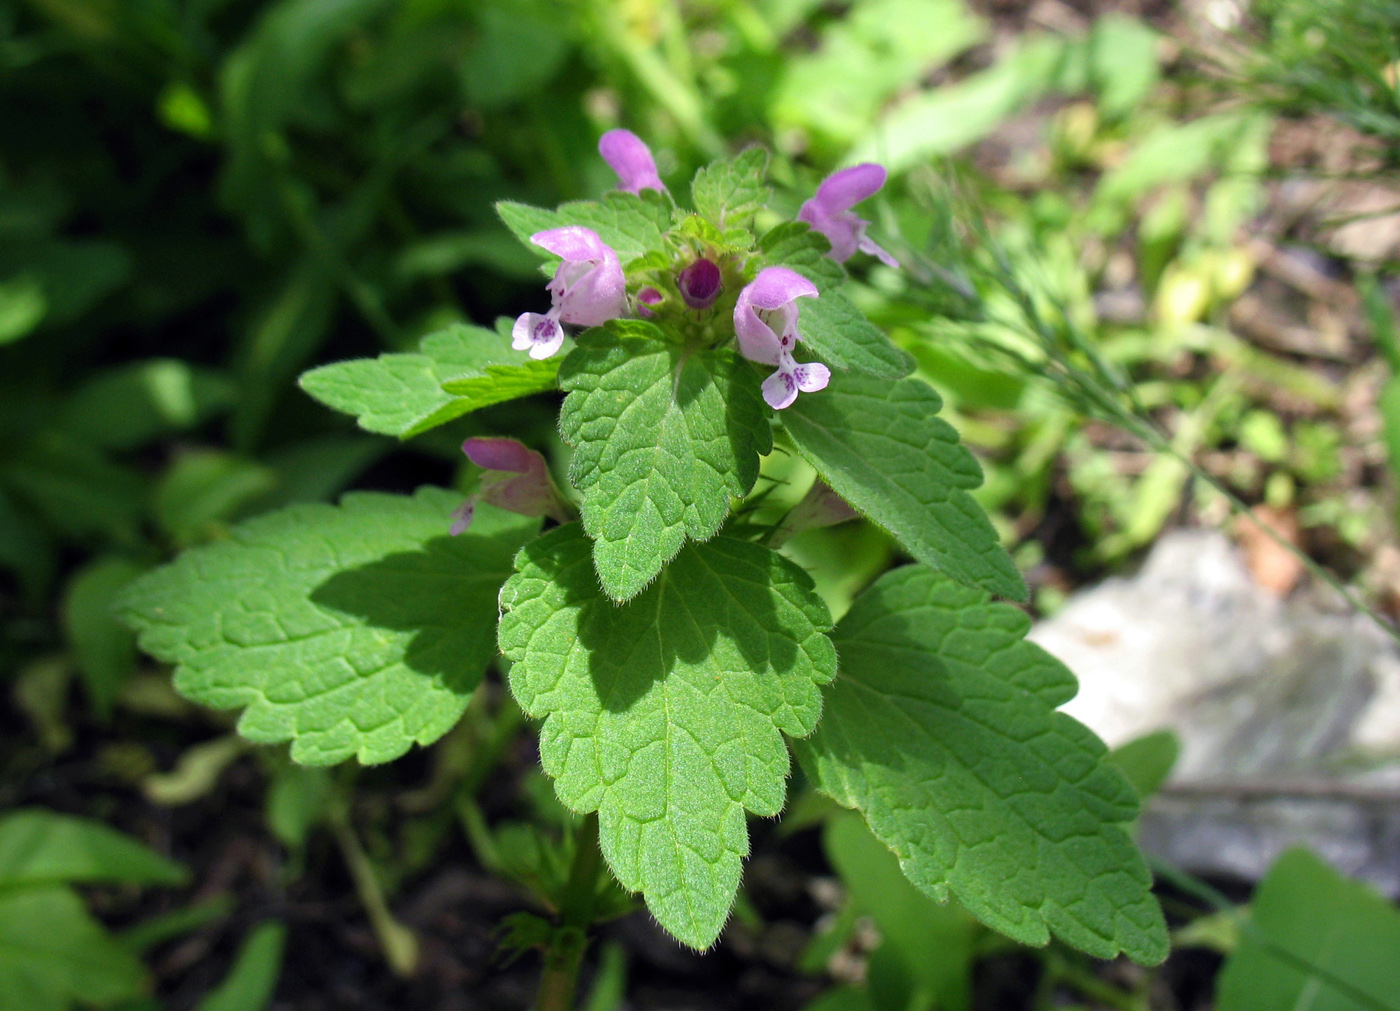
[797,163,899,268]
[599,129,666,194]
[734,266,831,410]
[511,226,626,360]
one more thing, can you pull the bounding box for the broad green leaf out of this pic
[155,450,278,547]
[1216,848,1400,1011]
[558,320,771,601]
[61,556,148,718]
[300,323,557,438]
[56,359,236,452]
[498,525,836,948]
[796,289,915,379]
[497,192,673,264]
[795,565,1169,964]
[0,886,149,1011]
[783,373,1026,601]
[758,221,846,290]
[195,921,287,1011]
[1108,730,1181,801]
[0,809,188,888]
[690,148,769,229]
[120,488,538,765]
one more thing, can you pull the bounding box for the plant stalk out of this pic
[534,812,602,1011]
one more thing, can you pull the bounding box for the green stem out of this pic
[534,813,602,1011]
[328,809,419,978]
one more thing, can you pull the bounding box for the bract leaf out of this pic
[497,191,672,264]
[498,525,836,948]
[690,148,770,229]
[795,565,1169,965]
[783,372,1026,601]
[119,488,538,765]
[299,323,556,438]
[558,320,771,601]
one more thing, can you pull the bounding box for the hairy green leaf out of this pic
[797,289,914,379]
[558,320,771,601]
[758,221,846,289]
[497,192,673,263]
[300,323,556,438]
[691,148,769,229]
[120,488,537,765]
[783,372,1025,600]
[795,565,1169,964]
[499,525,836,948]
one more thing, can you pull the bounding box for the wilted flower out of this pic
[450,438,572,535]
[797,163,898,268]
[734,266,831,410]
[677,257,722,310]
[512,227,626,359]
[599,129,666,194]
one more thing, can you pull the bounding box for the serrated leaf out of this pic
[783,372,1026,601]
[690,148,770,229]
[119,488,538,766]
[299,323,556,438]
[798,289,914,379]
[758,221,846,290]
[497,192,672,263]
[558,320,771,601]
[498,525,837,948]
[0,886,149,1011]
[0,809,188,888]
[795,565,1169,964]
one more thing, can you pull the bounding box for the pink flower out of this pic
[599,129,666,194]
[636,287,663,317]
[677,257,722,310]
[734,267,831,410]
[450,438,572,535]
[512,227,626,359]
[797,163,898,268]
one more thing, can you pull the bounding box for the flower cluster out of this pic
[512,131,895,410]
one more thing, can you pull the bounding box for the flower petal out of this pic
[598,129,666,194]
[761,368,800,410]
[530,226,611,263]
[858,235,900,269]
[462,437,535,474]
[792,361,831,393]
[812,163,887,214]
[512,312,565,359]
[742,266,819,310]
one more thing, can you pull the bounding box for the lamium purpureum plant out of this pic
[118,131,1169,995]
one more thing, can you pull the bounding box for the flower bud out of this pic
[677,258,722,310]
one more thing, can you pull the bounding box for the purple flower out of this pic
[734,266,831,411]
[677,257,722,310]
[450,438,572,535]
[635,287,663,318]
[599,129,666,194]
[512,227,626,359]
[797,163,898,268]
